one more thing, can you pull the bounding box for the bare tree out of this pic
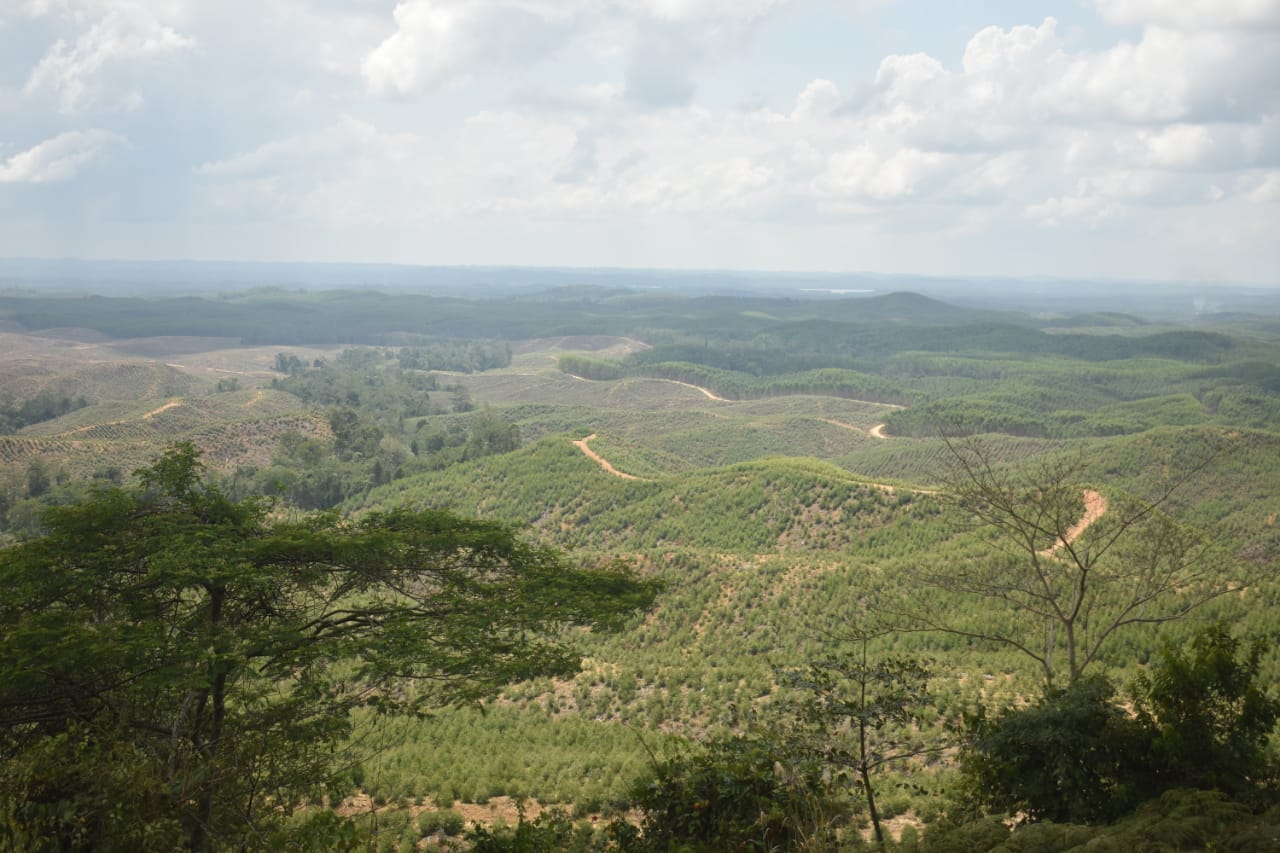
[899,434,1243,689]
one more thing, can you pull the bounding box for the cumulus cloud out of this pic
[197,116,451,229]
[23,1,194,113]
[872,16,1277,143]
[363,1,589,96]
[1245,171,1280,202]
[4,0,1277,280]
[1089,0,1280,31]
[362,0,789,99]
[0,128,123,182]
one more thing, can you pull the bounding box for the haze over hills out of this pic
[3,257,1278,320]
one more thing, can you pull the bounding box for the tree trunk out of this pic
[191,585,227,852]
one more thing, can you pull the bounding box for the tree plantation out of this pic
[0,284,1277,851]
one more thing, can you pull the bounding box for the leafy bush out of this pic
[629,736,842,852]
[961,624,1280,826]
[418,809,466,837]
[1134,623,1280,803]
[467,807,619,853]
[958,676,1153,824]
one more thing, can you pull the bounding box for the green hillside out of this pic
[1,285,1277,849]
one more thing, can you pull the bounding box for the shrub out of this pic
[958,676,1152,824]
[419,809,466,837]
[629,736,841,851]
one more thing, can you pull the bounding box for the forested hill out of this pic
[0,289,1023,344]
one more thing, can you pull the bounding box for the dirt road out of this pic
[572,434,646,480]
[1038,489,1108,556]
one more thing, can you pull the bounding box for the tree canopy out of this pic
[0,443,658,851]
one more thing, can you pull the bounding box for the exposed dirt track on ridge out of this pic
[142,399,182,419]
[657,379,728,401]
[1038,489,1108,557]
[572,434,647,481]
[869,423,888,439]
[818,418,861,432]
[60,398,184,435]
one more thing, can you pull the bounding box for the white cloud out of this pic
[875,16,1277,143]
[23,1,194,113]
[1089,0,1280,31]
[615,0,785,22]
[792,79,840,119]
[362,0,793,99]
[1246,171,1280,202]
[1130,122,1280,172]
[363,0,591,96]
[198,116,441,226]
[0,128,123,182]
[4,0,1278,281]
[815,145,953,203]
[1141,124,1215,169]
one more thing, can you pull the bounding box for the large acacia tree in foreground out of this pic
[0,443,658,851]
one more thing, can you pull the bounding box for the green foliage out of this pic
[263,810,365,852]
[355,703,668,807]
[1134,624,1280,801]
[468,807,624,853]
[958,676,1153,825]
[0,723,185,852]
[418,809,466,837]
[395,340,512,373]
[559,354,624,381]
[273,348,437,420]
[776,636,939,846]
[904,436,1232,688]
[927,789,1280,852]
[629,736,841,852]
[1,284,1277,843]
[961,624,1280,827]
[247,349,527,511]
[274,352,306,373]
[0,390,90,433]
[0,443,657,850]
[631,362,907,405]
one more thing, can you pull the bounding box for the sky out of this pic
[0,0,1277,284]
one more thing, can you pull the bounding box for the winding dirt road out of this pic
[572,434,646,481]
[818,418,889,440]
[658,379,728,401]
[1038,489,1108,557]
[142,399,183,419]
